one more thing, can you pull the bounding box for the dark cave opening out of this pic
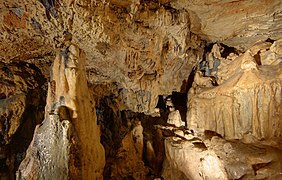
[96,96,169,179]
[0,63,48,179]
[156,95,166,111]
[170,92,187,126]
[171,91,187,108]
[203,42,241,59]
[219,43,241,58]
[96,89,190,179]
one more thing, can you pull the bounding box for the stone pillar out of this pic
[17,45,105,179]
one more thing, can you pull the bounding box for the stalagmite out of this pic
[17,45,105,179]
[132,121,144,158]
[167,107,185,127]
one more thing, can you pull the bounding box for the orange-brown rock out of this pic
[162,134,282,180]
[17,45,105,179]
[187,40,282,142]
[110,124,148,179]
[0,0,282,179]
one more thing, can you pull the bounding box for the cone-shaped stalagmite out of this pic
[17,45,105,179]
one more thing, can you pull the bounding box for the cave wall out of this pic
[1,0,281,115]
[187,40,282,143]
[0,61,47,179]
[0,0,282,179]
[1,0,207,115]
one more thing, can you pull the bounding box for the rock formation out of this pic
[187,40,282,143]
[17,45,105,179]
[0,62,46,179]
[0,0,281,179]
[162,130,282,180]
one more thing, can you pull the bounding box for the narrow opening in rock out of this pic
[0,93,6,99]
[219,43,241,58]
[252,162,272,175]
[156,95,166,111]
[170,92,187,125]
[181,66,197,93]
[265,38,275,43]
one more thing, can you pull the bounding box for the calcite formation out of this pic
[17,45,105,179]
[0,0,204,114]
[171,0,282,50]
[109,122,148,179]
[162,129,282,180]
[0,0,282,179]
[187,40,282,142]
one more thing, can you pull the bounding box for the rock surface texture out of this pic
[0,62,47,179]
[171,0,282,50]
[17,45,105,179]
[162,128,282,180]
[0,0,281,179]
[187,40,282,144]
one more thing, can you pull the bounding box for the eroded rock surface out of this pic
[1,0,206,115]
[0,0,282,179]
[17,45,105,179]
[187,39,282,143]
[0,0,281,115]
[110,122,148,179]
[0,62,47,179]
[162,129,282,180]
[171,0,282,50]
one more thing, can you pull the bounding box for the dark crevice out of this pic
[265,38,275,43]
[204,130,223,139]
[97,96,168,179]
[171,92,187,124]
[183,66,197,93]
[219,43,241,58]
[156,95,166,111]
[253,53,262,65]
[252,162,272,175]
[0,62,48,180]
[0,93,6,99]
[40,0,58,19]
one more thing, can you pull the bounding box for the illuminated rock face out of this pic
[17,45,105,179]
[1,0,282,114]
[162,134,282,180]
[171,0,282,50]
[165,40,282,179]
[187,41,282,142]
[0,0,282,179]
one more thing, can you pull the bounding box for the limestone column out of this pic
[17,45,105,179]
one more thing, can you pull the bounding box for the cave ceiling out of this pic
[1,0,282,113]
